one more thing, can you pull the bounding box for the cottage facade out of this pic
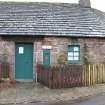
[1,0,105,81]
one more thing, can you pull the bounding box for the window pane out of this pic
[68,52,73,56]
[68,46,74,52]
[74,57,79,60]
[19,47,24,54]
[68,57,73,60]
[74,52,79,56]
[74,47,79,51]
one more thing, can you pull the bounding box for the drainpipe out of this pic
[35,43,38,84]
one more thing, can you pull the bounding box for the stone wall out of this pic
[0,37,15,79]
[36,37,105,65]
[1,36,105,80]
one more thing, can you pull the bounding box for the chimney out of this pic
[79,0,91,8]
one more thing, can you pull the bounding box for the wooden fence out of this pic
[37,64,83,88]
[83,64,105,86]
[37,64,105,89]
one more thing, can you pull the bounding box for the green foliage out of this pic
[83,43,89,64]
[2,48,8,64]
[57,53,66,64]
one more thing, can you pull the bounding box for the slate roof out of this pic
[0,2,105,37]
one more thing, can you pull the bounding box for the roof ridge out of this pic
[0,1,77,5]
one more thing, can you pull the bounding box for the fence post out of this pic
[82,65,85,86]
[103,64,105,83]
[0,63,1,81]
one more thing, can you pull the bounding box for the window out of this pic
[18,47,24,54]
[68,45,80,64]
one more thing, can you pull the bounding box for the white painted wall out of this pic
[0,0,104,12]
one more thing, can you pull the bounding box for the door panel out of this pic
[15,43,33,80]
[43,49,50,65]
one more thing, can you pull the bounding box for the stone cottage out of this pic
[0,0,105,81]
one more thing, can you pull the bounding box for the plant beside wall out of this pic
[0,48,9,79]
[1,48,8,64]
[83,43,89,64]
[57,53,66,64]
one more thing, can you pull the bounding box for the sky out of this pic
[0,0,105,12]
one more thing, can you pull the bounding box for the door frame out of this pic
[15,42,34,82]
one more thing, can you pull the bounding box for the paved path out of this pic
[7,93,105,105]
[15,102,49,105]
[71,93,105,105]
[1,83,105,105]
[52,93,105,105]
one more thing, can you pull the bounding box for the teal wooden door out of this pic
[15,43,33,80]
[43,49,50,65]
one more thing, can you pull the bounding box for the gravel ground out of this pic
[0,83,105,104]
